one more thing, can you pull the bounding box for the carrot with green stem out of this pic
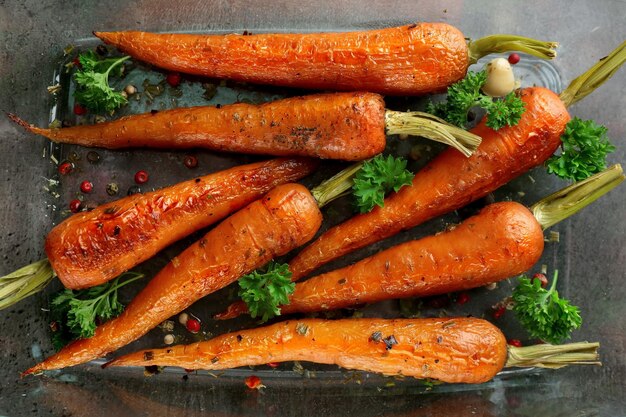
[221,166,623,338]
[0,158,317,309]
[10,91,483,159]
[94,24,557,96]
[23,183,324,375]
[104,318,600,384]
[217,41,625,319]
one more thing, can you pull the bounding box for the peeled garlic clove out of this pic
[482,58,516,97]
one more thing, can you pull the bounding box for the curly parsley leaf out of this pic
[49,271,143,348]
[512,271,582,344]
[352,155,414,213]
[238,261,295,323]
[427,70,525,130]
[546,117,616,181]
[73,50,130,113]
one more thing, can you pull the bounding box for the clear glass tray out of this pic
[35,34,567,393]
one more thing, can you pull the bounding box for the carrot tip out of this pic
[6,112,33,131]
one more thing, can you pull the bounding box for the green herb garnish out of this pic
[49,271,143,348]
[512,270,582,344]
[352,155,414,213]
[427,70,525,130]
[546,117,616,181]
[73,50,130,113]
[238,261,294,323]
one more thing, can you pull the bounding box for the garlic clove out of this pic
[482,58,516,97]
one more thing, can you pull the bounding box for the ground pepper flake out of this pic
[244,375,265,390]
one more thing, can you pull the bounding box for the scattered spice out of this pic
[134,170,149,184]
[532,273,549,288]
[508,339,523,347]
[69,199,82,213]
[49,120,62,129]
[548,230,560,243]
[456,292,470,305]
[73,103,87,115]
[369,331,383,343]
[166,72,181,87]
[184,155,198,169]
[178,312,189,325]
[106,183,119,196]
[295,322,309,335]
[186,317,201,333]
[493,306,506,319]
[86,151,101,164]
[159,320,175,332]
[508,53,521,65]
[58,161,73,175]
[382,335,398,350]
[124,84,137,95]
[80,180,93,194]
[244,375,265,390]
[94,115,107,124]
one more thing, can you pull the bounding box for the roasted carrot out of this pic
[105,317,505,384]
[104,318,600,384]
[10,92,481,159]
[23,183,323,375]
[95,25,557,95]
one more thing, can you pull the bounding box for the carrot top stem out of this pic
[0,259,55,310]
[505,341,601,369]
[559,40,626,107]
[384,111,482,157]
[530,164,624,230]
[311,161,365,208]
[467,35,558,64]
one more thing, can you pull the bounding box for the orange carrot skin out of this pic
[10,92,386,161]
[280,202,543,314]
[289,87,570,281]
[95,24,468,96]
[24,184,323,375]
[105,318,507,384]
[45,158,317,289]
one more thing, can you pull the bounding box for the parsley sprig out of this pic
[427,70,525,130]
[352,155,414,213]
[74,50,130,113]
[238,261,295,322]
[50,271,143,349]
[512,270,582,344]
[547,117,616,181]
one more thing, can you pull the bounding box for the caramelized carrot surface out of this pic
[45,158,317,289]
[105,318,508,384]
[24,184,322,374]
[96,24,468,95]
[10,92,386,160]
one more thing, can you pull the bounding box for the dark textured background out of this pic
[0,1,624,416]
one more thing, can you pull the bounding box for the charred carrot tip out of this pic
[6,112,33,131]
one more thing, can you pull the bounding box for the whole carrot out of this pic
[286,41,626,281]
[104,318,600,384]
[10,92,481,159]
[23,183,323,375]
[95,25,557,96]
